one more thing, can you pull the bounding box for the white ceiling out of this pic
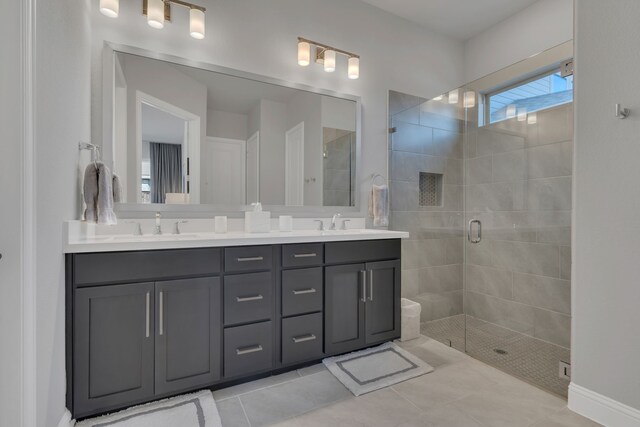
[359,0,540,41]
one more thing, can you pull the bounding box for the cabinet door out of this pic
[365,260,401,344]
[74,283,155,417]
[325,263,366,355]
[155,277,221,395]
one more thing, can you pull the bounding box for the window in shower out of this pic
[485,69,573,125]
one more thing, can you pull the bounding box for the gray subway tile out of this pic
[491,240,560,277]
[526,141,573,179]
[526,177,572,211]
[465,264,513,299]
[513,273,571,314]
[534,308,571,348]
[560,246,571,280]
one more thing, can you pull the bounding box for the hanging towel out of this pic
[97,162,118,225]
[83,163,99,222]
[112,173,122,203]
[369,184,389,227]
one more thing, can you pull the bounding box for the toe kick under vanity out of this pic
[65,229,407,419]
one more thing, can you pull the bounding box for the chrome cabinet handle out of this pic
[236,344,263,355]
[468,219,482,244]
[145,292,150,338]
[236,294,263,302]
[293,253,317,258]
[360,270,367,302]
[293,288,316,295]
[159,291,164,336]
[237,256,264,262]
[292,334,317,343]
[368,269,374,301]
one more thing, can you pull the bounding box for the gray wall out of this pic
[0,1,26,425]
[572,0,640,413]
[388,91,465,325]
[36,0,92,425]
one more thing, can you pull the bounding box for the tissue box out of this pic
[244,211,271,233]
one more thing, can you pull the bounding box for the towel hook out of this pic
[615,104,630,119]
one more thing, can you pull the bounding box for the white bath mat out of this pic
[74,389,221,427]
[323,341,434,396]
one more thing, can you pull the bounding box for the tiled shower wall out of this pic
[323,130,356,206]
[464,103,573,350]
[388,91,465,323]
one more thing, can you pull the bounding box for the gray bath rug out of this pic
[323,341,434,396]
[75,389,221,427]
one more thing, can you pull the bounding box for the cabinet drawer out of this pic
[73,248,221,286]
[281,268,323,317]
[282,243,323,268]
[325,239,401,264]
[225,246,272,273]
[282,313,323,365]
[224,272,273,326]
[224,321,273,378]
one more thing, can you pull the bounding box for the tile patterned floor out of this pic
[216,335,599,427]
[422,315,571,397]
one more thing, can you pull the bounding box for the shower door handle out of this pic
[468,219,482,244]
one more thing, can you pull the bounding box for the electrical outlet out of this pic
[559,361,571,380]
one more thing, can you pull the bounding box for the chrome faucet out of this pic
[153,212,162,235]
[330,213,342,230]
[173,220,188,235]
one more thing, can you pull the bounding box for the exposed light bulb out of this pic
[100,0,119,18]
[189,8,205,39]
[506,104,517,119]
[448,89,459,104]
[348,57,360,79]
[324,50,336,73]
[298,41,311,66]
[517,107,527,122]
[527,112,537,124]
[147,0,165,29]
[463,90,476,108]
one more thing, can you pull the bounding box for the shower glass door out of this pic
[390,54,573,398]
[462,68,573,397]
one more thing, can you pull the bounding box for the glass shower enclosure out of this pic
[389,56,573,397]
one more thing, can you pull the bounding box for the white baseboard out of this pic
[57,409,74,427]
[569,382,640,427]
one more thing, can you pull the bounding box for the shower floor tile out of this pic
[422,315,570,397]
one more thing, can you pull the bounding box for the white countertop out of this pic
[64,226,409,253]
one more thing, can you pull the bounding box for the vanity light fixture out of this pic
[100,0,119,18]
[506,104,517,119]
[463,90,476,109]
[517,107,527,122]
[99,0,207,39]
[448,89,459,104]
[297,37,360,79]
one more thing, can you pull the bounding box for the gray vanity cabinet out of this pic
[324,258,401,355]
[324,264,367,354]
[74,282,156,416]
[364,260,401,344]
[154,277,221,395]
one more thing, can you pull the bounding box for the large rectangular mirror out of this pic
[105,46,360,210]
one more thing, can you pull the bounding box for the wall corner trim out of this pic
[568,382,640,427]
[57,409,73,427]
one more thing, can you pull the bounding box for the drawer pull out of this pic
[293,253,317,258]
[236,294,264,302]
[237,256,264,262]
[236,344,263,355]
[292,334,317,344]
[292,288,316,295]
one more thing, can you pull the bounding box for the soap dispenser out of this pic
[244,202,271,233]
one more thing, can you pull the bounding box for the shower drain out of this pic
[493,348,508,355]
